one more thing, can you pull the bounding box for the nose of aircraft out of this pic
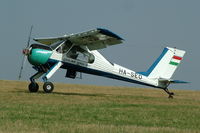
[23,49,30,55]
[27,48,52,65]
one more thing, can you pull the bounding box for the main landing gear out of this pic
[28,69,55,93]
[28,62,63,93]
[28,81,54,93]
[164,88,174,99]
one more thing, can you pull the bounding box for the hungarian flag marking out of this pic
[169,55,183,66]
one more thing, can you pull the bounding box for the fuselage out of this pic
[27,44,158,88]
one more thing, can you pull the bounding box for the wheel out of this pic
[168,95,173,99]
[28,82,39,92]
[43,82,54,93]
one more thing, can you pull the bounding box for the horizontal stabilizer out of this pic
[169,80,189,84]
[158,78,189,88]
[159,78,189,83]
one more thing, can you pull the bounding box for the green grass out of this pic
[0,80,200,133]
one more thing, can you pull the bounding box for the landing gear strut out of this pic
[164,88,174,99]
[28,71,44,93]
[28,62,62,93]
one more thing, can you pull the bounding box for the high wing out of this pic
[34,28,124,51]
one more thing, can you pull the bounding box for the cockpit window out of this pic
[67,46,95,63]
[54,40,95,64]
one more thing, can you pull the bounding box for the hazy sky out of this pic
[0,0,199,90]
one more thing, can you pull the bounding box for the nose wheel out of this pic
[43,82,54,93]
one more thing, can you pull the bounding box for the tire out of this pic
[29,82,39,92]
[43,82,54,93]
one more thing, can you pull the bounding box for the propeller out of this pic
[18,26,33,80]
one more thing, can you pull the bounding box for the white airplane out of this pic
[19,27,187,98]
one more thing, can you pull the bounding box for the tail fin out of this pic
[140,47,186,79]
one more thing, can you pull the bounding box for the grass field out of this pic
[0,80,200,133]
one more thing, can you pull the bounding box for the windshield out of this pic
[50,40,66,50]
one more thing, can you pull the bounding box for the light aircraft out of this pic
[19,27,187,98]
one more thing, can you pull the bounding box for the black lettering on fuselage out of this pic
[119,68,143,80]
[119,68,126,75]
[131,72,143,80]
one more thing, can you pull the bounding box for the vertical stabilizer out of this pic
[141,47,185,79]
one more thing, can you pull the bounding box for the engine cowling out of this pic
[28,48,52,65]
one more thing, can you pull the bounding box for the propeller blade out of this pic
[26,25,33,48]
[18,26,33,80]
[18,54,27,80]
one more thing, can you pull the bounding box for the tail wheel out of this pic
[29,82,39,92]
[43,82,54,93]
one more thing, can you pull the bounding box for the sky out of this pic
[0,0,199,90]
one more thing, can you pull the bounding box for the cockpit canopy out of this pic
[50,40,95,63]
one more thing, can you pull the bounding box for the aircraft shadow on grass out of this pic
[52,91,106,97]
[13,89,106,97]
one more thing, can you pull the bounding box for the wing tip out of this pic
[97,28,124,41]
